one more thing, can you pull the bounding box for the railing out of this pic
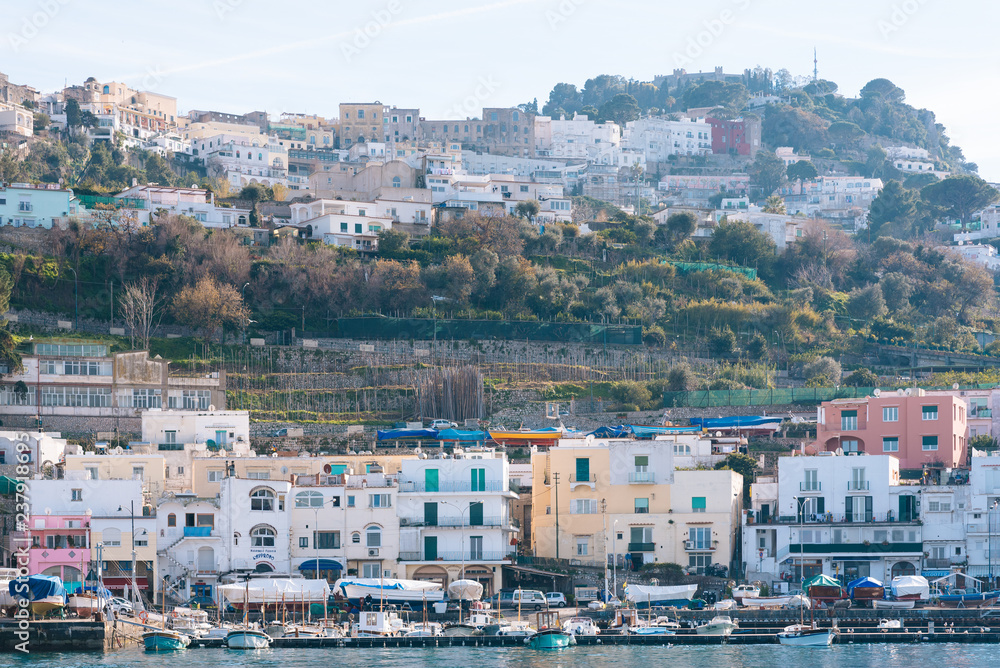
[684,541,714,551]
[848,481,870,490]
[760,512,918,525]
[627,542,655,552]
[570,474,596,483]
[924,559,952,569]
[346,478,396,489]
[799,482,822,492]
[397,550,514,562]
[399,516,508,528]
[973,409,993,418]
[183,527,213,537]
[158,443,184,451]
[398,480,506,493]
[629,472,655,484]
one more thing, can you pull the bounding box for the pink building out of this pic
[815,392,967,471]
[708,116,761,157]
[23,514,91,592]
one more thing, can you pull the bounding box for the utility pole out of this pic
[553,472,560,560]
[602,499,608,602]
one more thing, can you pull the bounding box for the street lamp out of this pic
[612,519,619,604]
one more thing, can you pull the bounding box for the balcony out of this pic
[158,443,184,451]
[799,482,822,492]
[791,542,922,554]
[684,541,714,551]
[627,542,655,552]
[398,516,513,529]
[183,527,213,537]
[569,474,595,483]
[753,512,919,525]
[848,481,870,491]
[397,550,514,562]
[924,558,953,569]
[629,472,655,484]
[972,409,993,418]
[398,480,506,493]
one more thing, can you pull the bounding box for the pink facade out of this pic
[708,116,761,157]
[23,514,90,591]
[815,394,967,470]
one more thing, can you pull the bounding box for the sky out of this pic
[4,0,999,177]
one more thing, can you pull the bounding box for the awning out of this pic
[0,476,22,495]
[922,570,951,578]
[298,559,343,572]
[102,577,149,590]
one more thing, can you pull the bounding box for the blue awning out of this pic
[298,559,343,572]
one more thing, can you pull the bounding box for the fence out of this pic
[663,383,1000,408]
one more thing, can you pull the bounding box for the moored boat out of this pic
[563,616,599,636]
[872,599,915,610]
[776,623,834,646]
[334,577,444,606]
[696,615,738,636]
[624,583,698,609]
[142,629,191,651]
[225,628,272,649]
[526,612,574,649]
[67,586,112,618]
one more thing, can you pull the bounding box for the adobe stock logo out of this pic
[341,0,404,63]
[8,0,71,52]
[672,0,752,68]
[877,0,928,40]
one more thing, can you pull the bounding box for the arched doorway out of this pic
[891,561,916,578]
[412,566,448,588]
[254,562,274,573]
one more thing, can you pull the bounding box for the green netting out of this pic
[332,317,642,345]
[663,383,1000,408]
[667,261,757,280]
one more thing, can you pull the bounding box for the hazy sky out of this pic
[4,0,998,177]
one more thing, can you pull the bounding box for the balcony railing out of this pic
[684,541,714,551]
[397,550,514,562]
[799,482,822,492]
[570,474,596,483]
[751,512,919,525]
[629,472,655,484]
[399,516,510,528]
[924,558,953,569]
[158,443,184,451]
[398,480,506,493]
[627,542,655,552]
[848,481,870,491]
[183,527,213,537]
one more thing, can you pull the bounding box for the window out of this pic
[470,467,486,492]
[689,527,711,550]
[102,528,121,547]
[128,388,162,408]
[347,495,356,507]
[927,500,952,512]
[251,525,275,547]
[208,470,224,482]
[369,493,391,508]
[132,466,144,480]
[71,488,82,501]
[247,471,270,480]
[520,185,529,193]
[315,531,340,549]
[299,537,309,548]
[634,498,649,514]
[630,526,652,544]
[841,439,860,453]
[576,536,589,556]
[922,435,938,451]
[362,563,380,578]
[575,458,590,482]
[250,487,275,511]
[922,405,938,420]
[841,410,858,431]
[164,430,177,445]
[692,497,706,513]
[803,469,819,491]
[354,223,362,234]
[392,176,401,188]
[883,437,899,452]
[571,499,598,514]
[689,553,712,573]
[634,455,649,472]
[366,526,381,548]
[296,491,324,508]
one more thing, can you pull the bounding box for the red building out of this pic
[708,116,761,157]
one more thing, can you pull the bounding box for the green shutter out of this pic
[845,497,853,523]
[635,455,649,468]
[692,496,706,510]
[575,458,590,482]
[424,535,437,561]
[469,502,484,526]
[816,497,825,515]
[425,468,439,493]
[424,502,438,526]
[471,468,485,492]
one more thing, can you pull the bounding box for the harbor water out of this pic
[4,644,996,668]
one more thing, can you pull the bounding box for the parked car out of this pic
[429,419,457,430]
[109,597,133,615]
[546,592,567,608]
[487,589,548,610]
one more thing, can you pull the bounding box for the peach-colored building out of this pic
[815,390,967,471]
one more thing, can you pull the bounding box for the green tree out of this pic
[377,228,411,256]
[708,219,777,276]
[748,151,786,199]
[879,272,913,313]
[843,368,879,387]
[970,434,998,452]
[746,332,768,360]
[667,364,697,391]
[515,199,540,219]
[32,112,50,132]
[763,195,786,214]
[642,325,666,347]
[714,453,758,504]
[786,160,818,182]
[598,93,641,127]
[921,175,1000,230]
[611,380,652,410]
[847,284,887,320]
[171,276,250,343]
[542,82,581,116]
[867,179,916,237]
[708,326,737,358]
[682,81,750,113]
[859,78,906,103]
[665,211,698,244]
[803,356,842,386]
[826,120,865,148]
[65,98,81,127]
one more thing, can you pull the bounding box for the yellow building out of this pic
[338,103,383,147]
[531,439,742,580]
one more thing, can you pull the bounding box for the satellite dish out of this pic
[45,507,51,515]
[86,509,92,516]
[209,404,216,412]
[905,388,913,396]
[953,383,960,390]
[835,448,844,456]
[218,449,227,457]
[897,389,906,396]
[873,389,881,397]
[114,446,124,455]
[280,466,288,474]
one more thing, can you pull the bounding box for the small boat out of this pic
[31,595,67,616]
[487,427,564,444]
[731,584,760,604]
[142,629,191,651]
[624,583,699,609]
[630,623,676,636]
[444,611,494,636]
[225,628,272,649]
[563,617,599,636]
[696,615,738,637]
[405,622,443,637]
[873,599,915,610]
[334,577,444,605]
[741,595,794,609]
[776,623,835,647]
[495,619,536,637]
[9,575,66,616]
[352,610,405,637]
[526,612,574,649]
[878,619,902,630]
[67,587,112,618]
[169,607,213,637]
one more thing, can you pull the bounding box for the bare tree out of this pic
[171,276,250,343]
[119,277,165,350]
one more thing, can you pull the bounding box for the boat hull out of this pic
[528,630,574,649]
[873,600,915,610]
[630,627,675,636]
[776,630,834,646]
[143,631,191,651]
[30,596,65,616]
[442,624,482,637]
[67,594,106,617]
[336,580,444,605]
[225,630,272,649]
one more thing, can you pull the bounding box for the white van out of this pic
[512,589,547,610]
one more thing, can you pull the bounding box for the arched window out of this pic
[250,525,276,547]
[351,532,361,544]
[513,111,519,122]
[392,176,401,188]
[366,525,381,548]
[167,513,176,527]
[258,153,263,161]
[102,85,110,94]
[250,487,275,511]
[295,491,324,508]
[309,135,316,144]
[102,527,122,547]
[323,136,330,145]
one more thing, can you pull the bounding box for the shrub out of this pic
[804,356,842,385]
[643,325,667,347]
[708,326,737,358]
[611,380,652,408]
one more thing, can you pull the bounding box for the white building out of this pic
[140,409,250,450]
[743,453,925,585]
[712,208,803,250]
[201,133,289,188]
[289,199,393,250]
[624,116,712,162]
[0,102,33,136]
[116,184,252,228]
[217,476,294,573]
[0,431,72,471]
[775,146,811,168]
[461,151,588,187]
[940,243,1000,272]
[780,176,884,227]
[534,114,622,164]
[396,449,518,595]
[488,175,572,223]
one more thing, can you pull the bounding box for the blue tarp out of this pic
[435,429,487,442]
[9,575,65,601]
[630,425,702,438]
[847,577,883,594]
[689,416,782,429]
[72,585,112,598]
[376,429,440,441]
[298,559,344,572]
[588,425,632,438]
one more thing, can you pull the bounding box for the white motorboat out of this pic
[563,616,600,636]
[335,577,444,605]
[696,615,738,636]
[168,607,213,636]
[873,599,915,610]
[732,584,760,603]
[741,595,794,608]
[444,611,495,636]
[495,619,536,637]
[67,592,110,618]
[878,618,902,630]
[776,623,834,647]
[405,622,443,637]
[225,628,272,649]
[218,578,330,611]
[351,610,405,637]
